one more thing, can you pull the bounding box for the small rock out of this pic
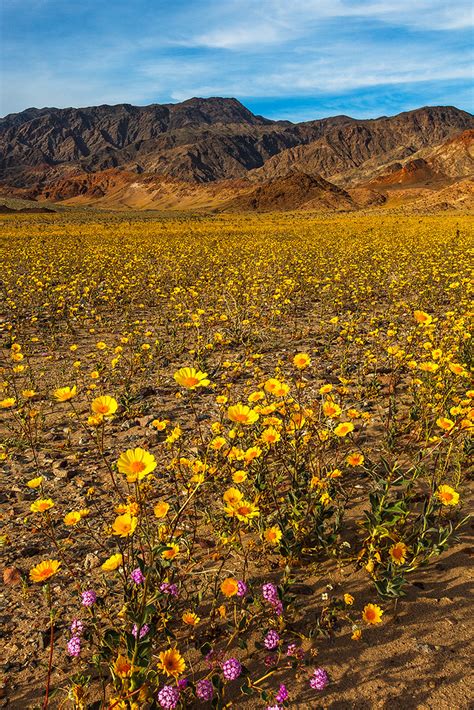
[53,459,68,470]
[83,553,100,570]
[3,567,21,586]
[137,415,155,427]
[437,596,452,604]
[54,467,78,480]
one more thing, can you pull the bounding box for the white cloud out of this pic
[136,35,473,101]
[178,0,474,51]
[193,25,283,49]
[1,0,472,116]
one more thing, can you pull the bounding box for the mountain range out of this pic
[1,97,473,211]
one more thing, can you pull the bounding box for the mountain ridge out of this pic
[1,98,473,211]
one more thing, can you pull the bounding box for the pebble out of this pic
[416,642,440,653]
[137,415,155,427]
[83,552,100,570]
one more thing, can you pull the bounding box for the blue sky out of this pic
[1,0,473,120]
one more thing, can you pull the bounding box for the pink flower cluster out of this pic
[262,583,283,615]
[196,679,214,701]
[157,685,180,709]
[130,567,145,585]
[222,657,242,681]
[160,582,178,597]
[132,623,150,639]
[81,589,97,607]
[67,618,85,658]
[310,667,329,690]
[264,629,280,650]
[237,579,248,597]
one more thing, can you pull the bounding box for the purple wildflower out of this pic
[67,635,81,657]
[140,624,150,638]
[237,580,248,597]
[132,623,150,639]
[262,583,278,601]
[177,678,188,690]
[276,684,289,703]
[81,590,97,607]
[222,657,242,681]
[196,679,214,701]
[262,583,283,615]
[264,629,280,650]
[130,567,145,585]
[157,685,180,709]
[266,706,283,710]
[160,582,178,597]
[70,619,84,636]
[310,667,329,691]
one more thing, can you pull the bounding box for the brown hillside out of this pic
[367,158,445,188]
[409,178,474,211]
[224,171,355,212]
[250,107,474,184]
[337,129,474,190]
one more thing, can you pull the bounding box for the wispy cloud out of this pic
[1,0,472,119]
[181,0,474,49]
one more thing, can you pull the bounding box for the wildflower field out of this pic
[0,211,473,709]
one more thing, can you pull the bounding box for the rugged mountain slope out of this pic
[250,107,474,184]
[415,129,474,177]
[336,129,474,189]
[224,171,355,212]
[0,98,299,183]
[12,167,388,212]
[20,169,250,211]
[1,98,473,211]
[1,100,473,183]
